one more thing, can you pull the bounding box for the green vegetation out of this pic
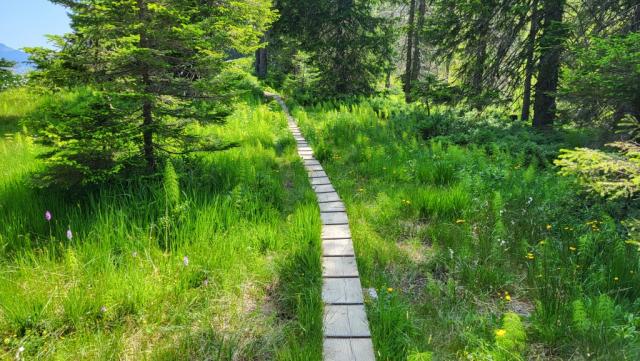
[294,97,640,359]
[0,90,322,360]
[0,59,20,91]
[1,0,639,359]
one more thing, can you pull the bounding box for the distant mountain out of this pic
[0,43,33,74]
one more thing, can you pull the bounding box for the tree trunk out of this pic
[404,0,416,102]
[533,0,566,129]
[631,1,640,32]
[469,17,489,110]
[137,0,156,170]
[142,95,156,171]
[255,34,268,79]
[521,0,540,121]
[410,0,426,85]
[335,0,353,94]
[385,69,392,89]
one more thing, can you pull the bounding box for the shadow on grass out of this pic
[0,115,21,136]
[272,237,323,361]
[152,328,239,361]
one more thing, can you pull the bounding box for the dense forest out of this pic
[0,0,639,360]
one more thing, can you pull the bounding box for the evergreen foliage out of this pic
[556,142,640,200]
[27,0,275,186]
[266,0,395,98]
[0,58,19,91]
[562,33,640,127]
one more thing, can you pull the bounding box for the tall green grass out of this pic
[0,90,322,360]
[294,99,640,360]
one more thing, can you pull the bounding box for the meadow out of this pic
[293,94,640,360]
[1,85,639,360]
[0,90,323,360]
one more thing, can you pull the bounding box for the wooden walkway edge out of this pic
[266,93,376,361]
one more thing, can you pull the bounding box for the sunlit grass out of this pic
[294,98,640,360]
[0,90,322,360]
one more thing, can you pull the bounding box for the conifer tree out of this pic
[29,0,275,186]
[267,0,395,98]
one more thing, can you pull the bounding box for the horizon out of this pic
[0,0,71,50]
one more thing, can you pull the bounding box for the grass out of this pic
[3,84,639,360]
[0,89,323,360]
[293,96,640,360]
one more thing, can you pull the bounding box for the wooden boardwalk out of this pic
[267,93,375,361]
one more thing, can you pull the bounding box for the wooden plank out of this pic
[322,224,351,239]
[306,164,324,172]
[309,170,329,179]
[322,238,355,256]
[321,212,349,225]
[311,177,332,185]
[323,338,375,361]
[322,256,358,277]
[322,278,364,304]
[323,305,371,337]
[313,184,336,193]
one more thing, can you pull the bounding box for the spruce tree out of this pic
[268,0,395,98]
[29,0,275,186]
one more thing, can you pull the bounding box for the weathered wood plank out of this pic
[322,256,358,277]
[323,238,355,256]
[323,305,371,337]
[322,278,364,304]
[323,339,375,361]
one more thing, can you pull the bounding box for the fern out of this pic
[163,160,180,210]
[493,191,507,241]
[495,312,526,356]
[572,299,590,336]
[594,294,615,328]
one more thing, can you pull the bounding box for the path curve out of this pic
[265,93,375,361]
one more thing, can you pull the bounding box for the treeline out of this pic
[2,0,639,188]
[260,0,639,130]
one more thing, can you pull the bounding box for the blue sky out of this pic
[0,0,71,50]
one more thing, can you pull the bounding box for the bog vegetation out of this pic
[1,0,639,360]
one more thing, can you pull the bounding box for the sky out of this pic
[0,0,71,50]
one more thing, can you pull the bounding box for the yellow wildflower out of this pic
[569,246,577,252]
[538,240,546,245]
[505,293,511,302]
[387,287,393,293]
[546,224,552,230]
[614,277,619,282]
[526,253,535,260]
[495,329,507,337]
[456,219,465,224]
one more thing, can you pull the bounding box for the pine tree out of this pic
[29,0,275,186]
[268,0,395,98]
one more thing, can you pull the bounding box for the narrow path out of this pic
[266,93,375,361]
